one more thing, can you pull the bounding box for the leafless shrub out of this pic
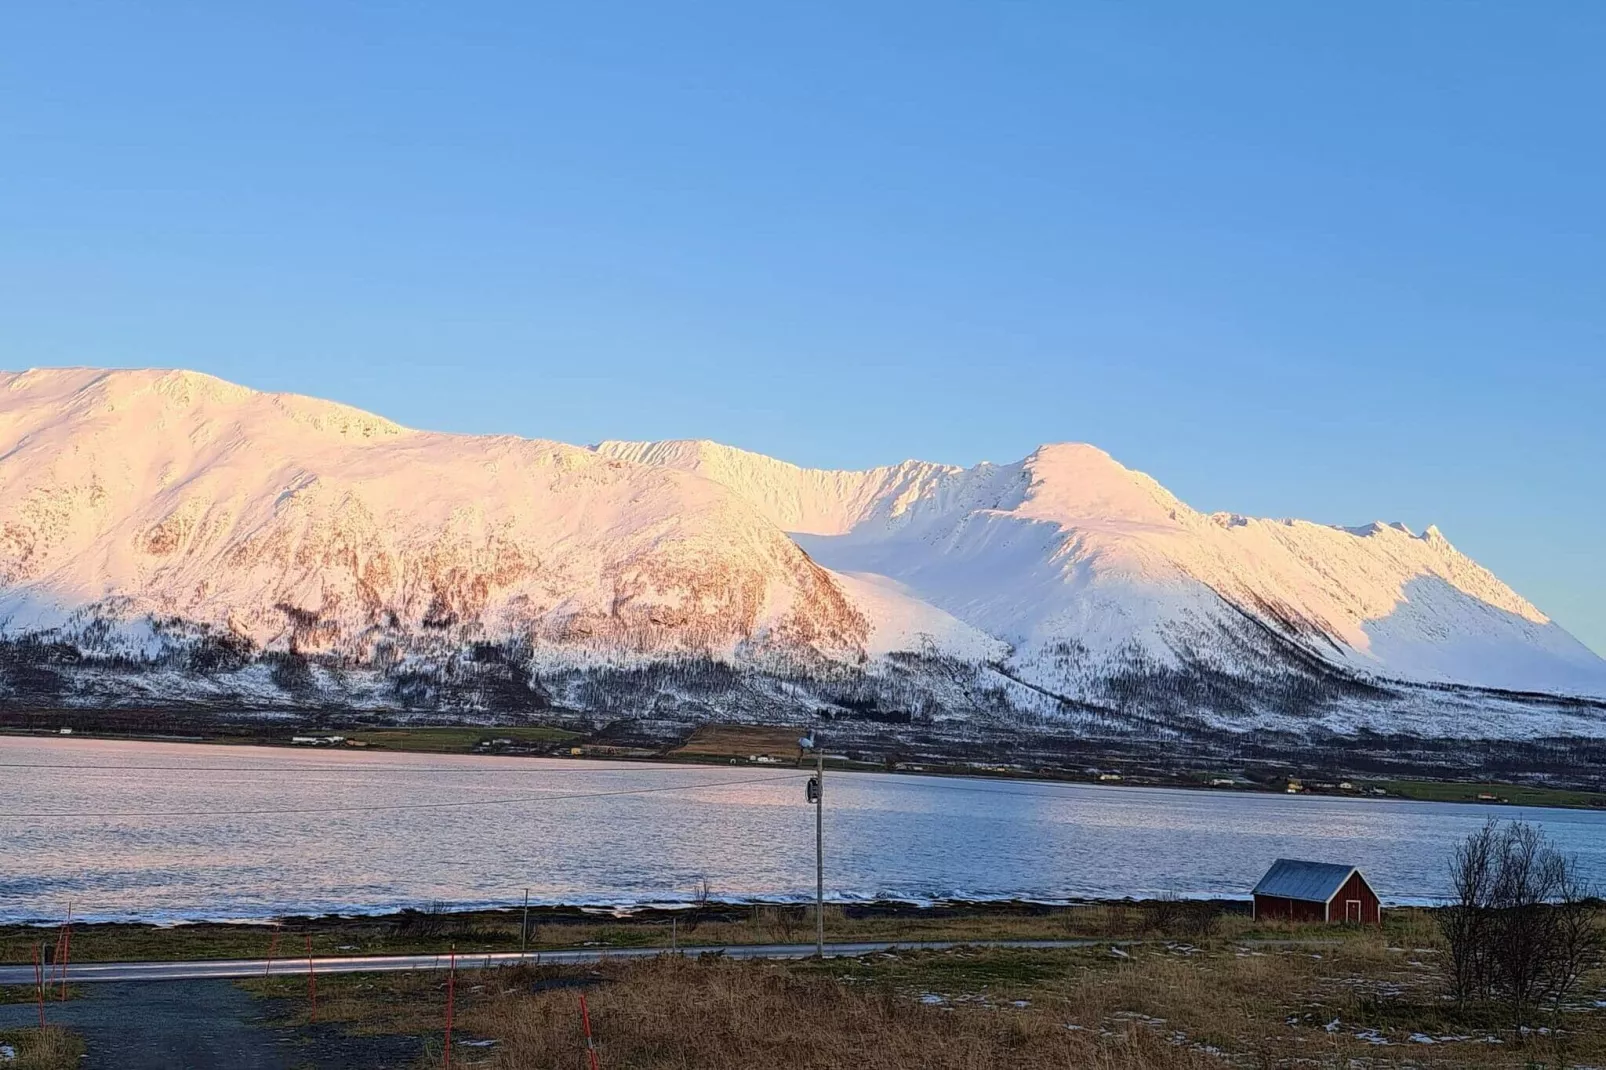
[753,904,804,944]
[392,900,453,939]
[1440,818,1500,1004]
[1545,864,1602,1013]
[681,878,713,933]
[1143,894,1219,940]
[1145,893,1184,934]
[1438,818,1603,1027]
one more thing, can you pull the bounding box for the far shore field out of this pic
[3,716,1604,812]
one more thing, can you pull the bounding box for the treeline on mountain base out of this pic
[0,607,1602,786]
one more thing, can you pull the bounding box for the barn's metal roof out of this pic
[1252,859,1360,903]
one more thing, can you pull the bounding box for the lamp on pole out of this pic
[802,730,824,956]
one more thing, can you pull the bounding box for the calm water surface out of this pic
[3,737,1604,922]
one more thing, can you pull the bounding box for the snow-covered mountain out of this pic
[1,367,1602,741]
[594,439,1606,699]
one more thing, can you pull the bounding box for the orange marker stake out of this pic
[580,993,601,1070]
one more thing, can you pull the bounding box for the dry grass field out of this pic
[233,907,1606,1069]
[668,723,810,761]
[3,901,1154,965]
[0,1026,84,1070]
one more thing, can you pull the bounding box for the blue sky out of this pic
[2,3,1602,654]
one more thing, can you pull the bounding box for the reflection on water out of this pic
[2,736,1603,922]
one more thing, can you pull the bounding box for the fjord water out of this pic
[3,737,1604,923]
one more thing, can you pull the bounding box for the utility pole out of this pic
[802,729,825,956]
[520,888,530,955]
[814,741,824,956]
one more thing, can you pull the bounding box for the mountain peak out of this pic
[0,369,1600,727]
[1016,442,1191,529]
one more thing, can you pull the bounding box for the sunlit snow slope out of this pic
[0,368,992,671]
[0,367,1600,738]
[595,439,1606,700]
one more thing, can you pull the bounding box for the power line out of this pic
[892,779,1103,802]
[0,773,809,820]
[0,762,716,775]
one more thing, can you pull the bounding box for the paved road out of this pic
[0,938,1098,985]
[0,980,424,1069]
[0,980,297,1069]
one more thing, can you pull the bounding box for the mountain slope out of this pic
[0,368,1600,744]
[0,369,893,673]
[594,439,1606,700]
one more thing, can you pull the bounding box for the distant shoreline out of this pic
[3,718,1604,813]
[7,894,1471,940]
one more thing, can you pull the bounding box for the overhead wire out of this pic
[0,761,724,775]
[0,772,810,820]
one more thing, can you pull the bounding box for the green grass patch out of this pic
[342,725,580,753]
[1379,779,1606,810]
[796,946,1076,991]
[0,984,82,1005]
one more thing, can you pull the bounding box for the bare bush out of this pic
[681,878,713,933]
[1438,818,1603,1027]
[1143,893,1218,940]
[391,900,452,939]
[1440,819,1500,1004]
[754,904,804,944]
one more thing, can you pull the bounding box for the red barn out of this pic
[1251,859,1381,924]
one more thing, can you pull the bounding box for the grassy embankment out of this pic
[0,902,1181,965]
[237,906,1606,1070]
[0,1027,84,1070]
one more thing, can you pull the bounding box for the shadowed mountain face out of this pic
[0,368,1602,742]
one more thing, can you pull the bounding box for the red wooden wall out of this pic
[1253,872,1381,924]
[1330,871,1381,924]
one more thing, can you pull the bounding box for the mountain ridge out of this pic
[594,437,1598,699]
[1,367,1602,744]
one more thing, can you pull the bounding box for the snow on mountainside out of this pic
[0,368,919,672]
[0,367,1600,744]
[595,439,1606,703]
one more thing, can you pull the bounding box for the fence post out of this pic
[443,944,457,1069]
[33,944,45,1028]
[48,926,64,986]
[579,993,601,1070]
[58,914,72,1000]
[265,922,281,978]
[306,934,317,1023]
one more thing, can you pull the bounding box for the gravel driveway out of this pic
[0,980,423,1069]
